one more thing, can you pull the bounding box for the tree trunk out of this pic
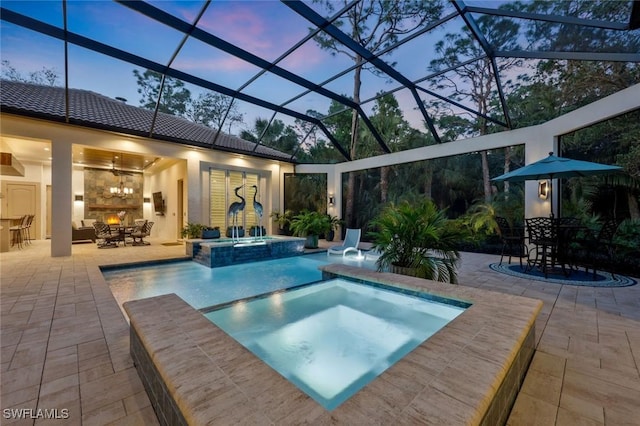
[381,166,389,204]
[346,172,356,228]
[628,192,639,220]
[503,146,511,195]
[345,58,363,227]
[424,163,433,200]
[481,150,492,202]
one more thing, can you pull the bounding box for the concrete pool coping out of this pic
[124,264,542,425]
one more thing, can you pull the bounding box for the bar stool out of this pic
[9,215,28,249]
[23,214,34,245]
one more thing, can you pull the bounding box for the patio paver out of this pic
[1,240,639,425]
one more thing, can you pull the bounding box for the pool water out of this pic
[204,278,466,411]
[104,252,376,309]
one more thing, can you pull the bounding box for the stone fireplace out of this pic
[83,168,143,225]
[105,214,121,225]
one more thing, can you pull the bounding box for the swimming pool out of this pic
[204,278,467,411]
[104,252,377,309]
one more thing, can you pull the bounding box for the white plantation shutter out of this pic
[228,171,244,229]
[209,170,226,229]
[210,169,261,232]
[245,173,259,228]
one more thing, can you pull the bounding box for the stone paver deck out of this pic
[1,239,639,425]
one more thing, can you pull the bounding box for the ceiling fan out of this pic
[109,154,133,176]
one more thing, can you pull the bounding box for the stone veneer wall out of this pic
[84,168,143,225]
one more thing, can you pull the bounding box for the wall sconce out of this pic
[74,194,84,202]
[538,180,549,199]
[328,194,335,206]
[143,197,151,203]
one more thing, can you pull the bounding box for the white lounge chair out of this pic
[364,248,383,261]
[327,228,361,257]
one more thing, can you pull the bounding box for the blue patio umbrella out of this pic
[492,152,623,216]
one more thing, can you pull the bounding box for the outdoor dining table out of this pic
[525,217,585,278]
[108,225,134,246]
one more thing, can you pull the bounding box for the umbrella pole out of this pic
[550,179,554,218]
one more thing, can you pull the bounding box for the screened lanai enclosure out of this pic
[2,0,639,241]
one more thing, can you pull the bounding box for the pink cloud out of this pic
[175,56,257,73]
[197,4,323,70]
[164,3,328,74]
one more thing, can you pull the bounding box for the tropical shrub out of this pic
[289,210,332,248]
[368,200,466,283]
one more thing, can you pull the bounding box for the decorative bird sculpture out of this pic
[252,185,264,239]
[227,185,245,241]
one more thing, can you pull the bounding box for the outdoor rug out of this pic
[489,263,636,287]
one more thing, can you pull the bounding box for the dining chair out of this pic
[93,222,119,248]
[131,221,154,246]
[525,217,561,278]
[573,219,620,279]
[495,216,528,268]
[556,216,583,272]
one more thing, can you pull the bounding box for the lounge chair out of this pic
[327,228,361,257]
[364,248,383,261]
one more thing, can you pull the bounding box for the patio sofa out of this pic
[72,221,96,243]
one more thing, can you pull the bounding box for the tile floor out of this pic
[1,239,639,425]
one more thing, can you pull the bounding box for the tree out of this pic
[312,0,445,226]
[503,1,640,220]
[364,93,412,203]
[291,110,345,164]
[240,118,298,153]
[428,14,521,202]
[1,60,59,86]
[186,92,243,133]
[516,0,639,107]
[134,69,245,135]
[133,69,191,115]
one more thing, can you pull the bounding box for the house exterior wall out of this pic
[0,114,295,256]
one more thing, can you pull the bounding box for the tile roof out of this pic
[0,80,294,162]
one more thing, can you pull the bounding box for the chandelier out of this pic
[104,177,133,198]
[103,154,134,198]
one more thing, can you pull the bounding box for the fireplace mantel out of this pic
[87,204,140,209]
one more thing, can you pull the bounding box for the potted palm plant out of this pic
[181,223,220,239]
[325,215,343,242]
[368,200,465,283]
[270,210,293,235]
[289,210,331,249]
[181,223,205,239]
